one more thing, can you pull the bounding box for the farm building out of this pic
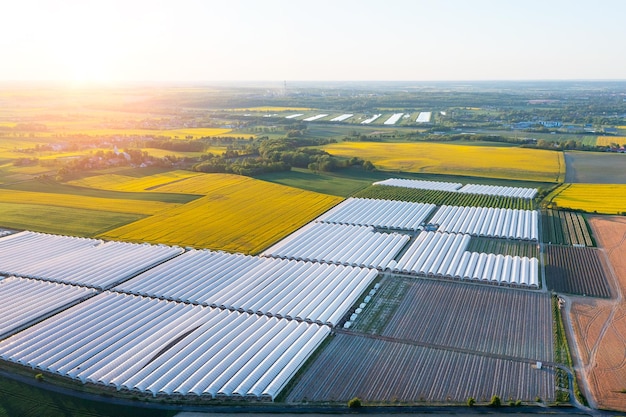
[114,251,378,327]
[0,231,183,289]
[457,184,537,199]
[0,277,96,339]
[388,231,539,287]
[429,206,538,240]
[315,198,436,231]
[373,178,462,192]
[0,292,329,400]
[261,223,409,270]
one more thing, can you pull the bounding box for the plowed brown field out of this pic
[570,216,626,411]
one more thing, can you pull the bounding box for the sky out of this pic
[2,0,626,83]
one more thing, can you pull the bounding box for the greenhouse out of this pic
[0,292,329,400]
[372,178,462,191]
[458,184,537,199]
[0,231,183,289]
[388,232,539,287]
[115,251,378,326]
[316,197,436,230]
[429,206,538,240]
[261,223,409,269]
[0,277,96,339]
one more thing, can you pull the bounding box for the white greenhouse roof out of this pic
[0,231,184,289]
[0,277,97,339]
[458,184,537,199]
[0,292,330,400]
[389,232,539,288]
[114,251,378,327]
[261,223,410,270]
[373,178,463,192]
[429,206,538,241]
[315,198,436,231]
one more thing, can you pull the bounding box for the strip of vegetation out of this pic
[351,276,409,335]
[552,295,587,406]
[541,209,594,246]
[355,185,535,209]
[467,237,539,258]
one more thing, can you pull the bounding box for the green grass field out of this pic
[0,374,174,417]
[0,202,144,236]
[255,167,554,197]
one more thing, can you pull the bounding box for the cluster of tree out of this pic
[193,136,374,176]
[529,139,596,151]
[193,156,290,176]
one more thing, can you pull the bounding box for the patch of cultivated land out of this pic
[570,216,626,411]
[323,142,565,182]
[287,279,555,404]
[564,151,626,183]
[380,279,554,362]
[286,333,555,404]
[545,246,611,298]
[99,174,343,254]
[551,184,626,215]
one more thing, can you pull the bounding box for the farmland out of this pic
[550,184,626,214]
[100,174,342,253]
[355,185,535,209]
[0,189,177,215]
[564,152,626,184]
[68,170,204,192]
[544,246,611,298]
[596,136,626,147]
[542,209,594,246]
[285,333,555,403]
[467,237,539,258]
[570,216,626,411]
[323,142,565,183]
[378,279,554,361]
[0,203,142,236]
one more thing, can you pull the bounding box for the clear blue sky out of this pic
[2,0,625,83]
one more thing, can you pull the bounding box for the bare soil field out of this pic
[564,152,626,183]
[545,246,611,298]
[285,333,555,404]
[569,216,626,411]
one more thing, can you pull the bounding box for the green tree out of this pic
[489,395,501,407]
[347,397,362,408]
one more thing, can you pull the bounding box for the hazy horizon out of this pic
[2,0,626,84]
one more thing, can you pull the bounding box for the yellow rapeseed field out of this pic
[69,170,203,192]
[148,173,247,194]
[100,174,342,254]
[551,184,626,214]
[0,189,177,215]
[323,142,565,182]
[596,136,626,146]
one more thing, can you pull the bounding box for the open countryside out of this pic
[100,174,342,253]
[550,184,626,214]
[0,81,625,416]
[322,142,565,183]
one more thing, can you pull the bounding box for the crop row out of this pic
[544,246,611,298]
[286,333,555,403]
[100,175,342,254]
[467,237,539,258]
[380,279,554,361]
[355,185,534,210]
[541,210,593,246]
